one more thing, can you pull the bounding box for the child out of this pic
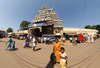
[60,47,68,68]
[13,41,15,49]
[27,38,29,47]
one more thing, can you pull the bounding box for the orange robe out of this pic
[53,42,61,62]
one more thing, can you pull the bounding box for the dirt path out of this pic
[0,38,100,68]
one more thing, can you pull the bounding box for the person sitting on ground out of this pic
[60,47,68,68]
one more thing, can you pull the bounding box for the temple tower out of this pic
[29,5,63,37]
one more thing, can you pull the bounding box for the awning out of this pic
[64,32,77,36]
[28,23,44,28]
[76,30,82,34]
[55,33,61,36]
[42,34,55,37]
[66,34,77,36]
[8,32,13,35]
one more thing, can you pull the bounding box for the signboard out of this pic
[28,24,33,28]
[28,23,44,28]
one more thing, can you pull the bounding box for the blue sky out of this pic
[0,0,100,31]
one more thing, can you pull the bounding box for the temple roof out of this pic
[32,5,63,27]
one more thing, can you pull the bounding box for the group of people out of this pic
[23,36,37,51]
[23,36,68,68]
[23,37,30,48]
[5,36,15,50]
[53,38,68,68]
[5,36,68,68]
[87,35,94,43]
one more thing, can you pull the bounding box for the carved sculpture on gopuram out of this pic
[29,5,63,37]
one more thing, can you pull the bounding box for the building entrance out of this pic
[31,28,40,37]
[30,24,54,37]
[42,25,54,34]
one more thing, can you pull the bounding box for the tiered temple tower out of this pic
[30,5,63,36]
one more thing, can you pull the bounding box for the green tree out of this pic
[91,25,96,29]
[85,24,100,34]
[84,25,91,29]
[20,20,31,30]
[7,28,13,33]
[96,24,100,34]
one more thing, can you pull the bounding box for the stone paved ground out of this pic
[0,38,100,68]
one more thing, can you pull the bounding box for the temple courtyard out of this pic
[0,38,100,68]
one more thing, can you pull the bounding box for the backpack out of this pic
[50,53,56,63]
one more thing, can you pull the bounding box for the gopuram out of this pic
[28,5,63,37]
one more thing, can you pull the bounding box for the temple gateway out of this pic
[7,5,98,39]
[28,5,63,37]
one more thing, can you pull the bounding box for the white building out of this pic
[0,29,6,38]
[63,28,98,36]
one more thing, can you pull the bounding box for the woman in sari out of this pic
[53,38,61,63]
[24,37,27,48]
[5,36,13,50]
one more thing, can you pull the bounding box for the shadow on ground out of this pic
[24,46,33,48]
[9,48,18,51]
[27,46,32,48]
[0,40,6,42]
[35,48,42,51]
[45,61,54,68]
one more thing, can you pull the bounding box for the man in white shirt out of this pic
[44,37,47,44]
[88,35,90,43]
[91,35,94,43]
[33,36,37,51]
